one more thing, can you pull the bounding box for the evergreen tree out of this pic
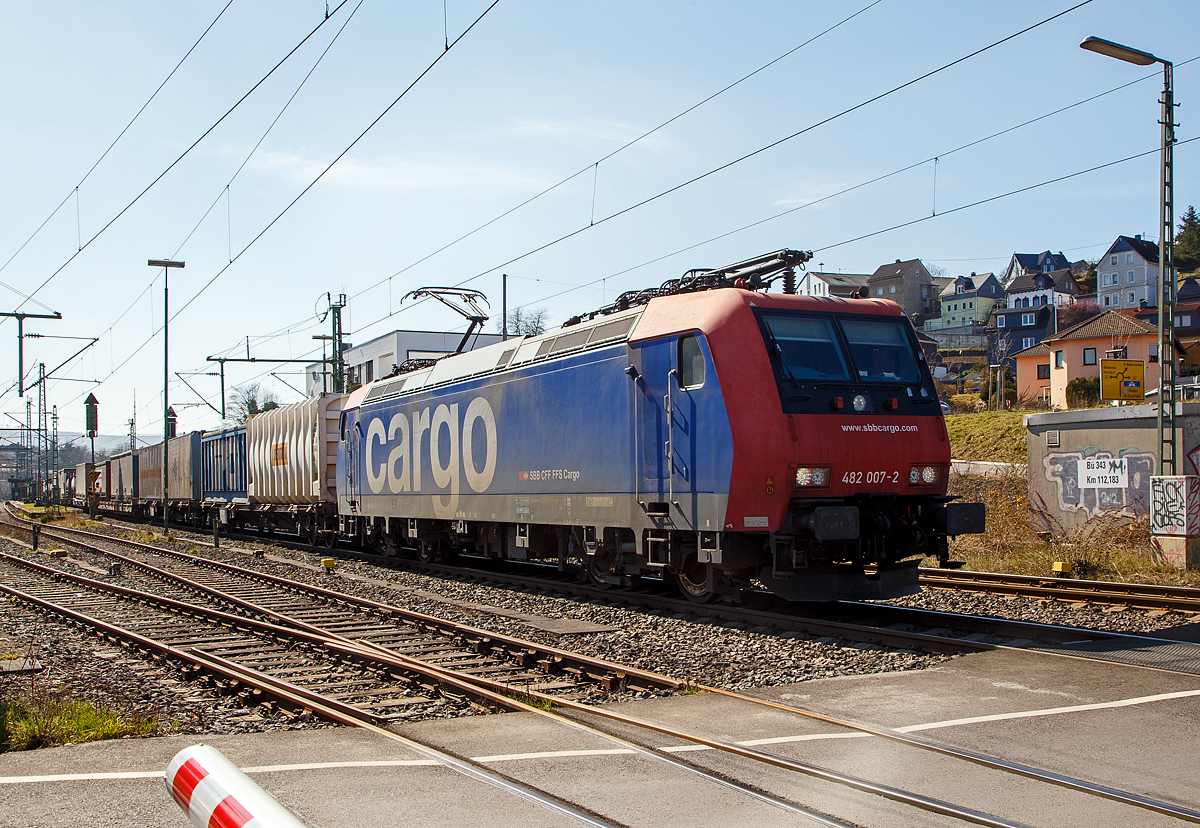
[1176,205,1200,274]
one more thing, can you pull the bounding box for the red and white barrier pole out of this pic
[166,744,308,828]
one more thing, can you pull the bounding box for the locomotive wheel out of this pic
[676,559,718,603]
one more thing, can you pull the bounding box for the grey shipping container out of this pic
[111,451,138,502]
[138,432,202,501]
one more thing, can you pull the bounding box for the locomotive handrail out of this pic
[666,368,677,510]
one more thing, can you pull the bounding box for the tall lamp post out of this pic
[1080,36,1177,474]
[148,259,185,533]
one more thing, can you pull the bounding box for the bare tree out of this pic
[501,306,549,337]
[227,383,279,424]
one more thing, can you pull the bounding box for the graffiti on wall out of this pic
[1149,476,1200,535]
[1043,450,1155,518]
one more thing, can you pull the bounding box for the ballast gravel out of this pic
[4,514,1196,747]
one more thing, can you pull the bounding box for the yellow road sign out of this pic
[1100,359,1145,401]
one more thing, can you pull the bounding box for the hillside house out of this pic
[1097,235,1159,310]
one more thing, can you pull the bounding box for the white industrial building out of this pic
[304,329,505,397]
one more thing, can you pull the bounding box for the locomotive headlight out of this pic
[795,466,831,487]
[852,394,868,412]
[909,465,940,485]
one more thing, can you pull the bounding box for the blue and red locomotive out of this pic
[76,249,983,602]
[335,250,984,602]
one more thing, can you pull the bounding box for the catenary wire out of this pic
[349,0,887,303]
[409,0,1100,294]
[45,2,503,425]
[0,0,237,284]
[170,0,365,259]
[10,1,354,317]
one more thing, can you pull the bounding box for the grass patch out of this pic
[945,411,1028,465]
[1,687,156,751]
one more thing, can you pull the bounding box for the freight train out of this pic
[61,249,984,603]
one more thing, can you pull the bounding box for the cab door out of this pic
[639,335,703,518]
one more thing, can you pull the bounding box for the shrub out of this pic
[1066,376,1100,408]
[949,393,985,413]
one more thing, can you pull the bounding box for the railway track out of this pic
[22,506,1200,678]
[919,568,1200,614]
[4,510,1200,826]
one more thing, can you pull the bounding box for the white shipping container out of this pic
[247,394,345,504]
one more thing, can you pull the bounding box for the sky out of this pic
[0,0,1197,443]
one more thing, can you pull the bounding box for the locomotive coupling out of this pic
[942,502,987,536]
[801,506,860,540]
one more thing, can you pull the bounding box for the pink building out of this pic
[1012,311,1171,409]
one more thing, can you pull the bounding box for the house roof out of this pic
[1011,342,1051,358]
[939,275,976,297]
[1102,235,1160,264]
[1009,251,1071,276]
[815,271,871,288]
[1006,267,1080,295]
[1043,310,1156,343]
[868,258,924,283]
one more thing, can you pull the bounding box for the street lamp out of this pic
[1080,36,1177,474]
[148,258,185,533]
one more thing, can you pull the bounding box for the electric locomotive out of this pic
[335,249,985,603]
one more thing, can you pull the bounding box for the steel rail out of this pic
[9,515,685,693]
[697,685,1200,824]
[10,514,1195,823]
[0,534,855,826]
[1,520,1028,826]
[0,578,623,828]
[920,568,1200,613]
[0,550,528,715]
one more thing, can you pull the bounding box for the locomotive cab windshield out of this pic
[757,310,937,413]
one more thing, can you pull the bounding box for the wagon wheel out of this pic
[676,558,718,604]
[306,518,320,549]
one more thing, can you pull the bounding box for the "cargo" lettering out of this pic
[363,396,497,518]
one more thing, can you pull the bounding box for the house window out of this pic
[889,285,896,294]
[1037,363,1050,379]
[956,285,964,294]
[1102,274,1109,286]
[997,316,1005,328]
[1104,295,1111,306]
[1127,252,1134,263]
[1149,344,1159,363]
[364,361,373,382]
[1055,350,1065,368]
[1021,313,1035,326]
[1111,255,1118,265]
[968,301,973,309]
[1023,337,1036,349]
[1083,348,1097,365]
[1128,271,1135,283]
[1129,292,1135,304]
[876,288,883,296]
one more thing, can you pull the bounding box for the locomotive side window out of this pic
[678,335,705,388]
[761,315,850,381]
[840,319,922,383]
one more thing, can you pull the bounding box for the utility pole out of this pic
[312,336,331,394]
[37,363,46,501]
[331,293,347,393]
[502,274,508,341]
[149,259,184,534]
[0,310,62,397]
[51,405,58,505]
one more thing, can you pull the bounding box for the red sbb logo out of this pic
[519,471,529,481]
